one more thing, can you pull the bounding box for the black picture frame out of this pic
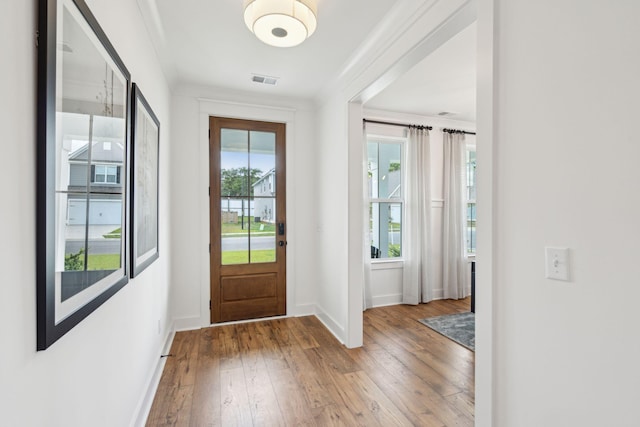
[37,0,131,350]
[130,84,160,277]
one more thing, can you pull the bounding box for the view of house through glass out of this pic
[220,128,277,265]
[58,114,127,302]
[368,138,404,258]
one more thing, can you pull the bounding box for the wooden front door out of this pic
[209,117,286,323]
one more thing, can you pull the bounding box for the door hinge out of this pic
[208,187,210,196]
[209,243,211,253]
[209,300,211,310]
[209,129,211,138]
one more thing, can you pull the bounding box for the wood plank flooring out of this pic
[146,298,474,426]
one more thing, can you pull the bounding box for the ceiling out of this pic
[141,0,476,122]
[366,22,477,123]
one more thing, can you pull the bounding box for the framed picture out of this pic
[37,0,130,350]
[130,84,160,277]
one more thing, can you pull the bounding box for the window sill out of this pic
[371,259,404,270]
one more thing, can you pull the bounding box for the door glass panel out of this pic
[221,197,250,265]
[221,128,250,265]
[250,198,276,263]
[220,128,278,265]
[249,131,276,197]
[221,128,249,197]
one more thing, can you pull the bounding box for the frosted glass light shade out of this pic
[244,0,317,47]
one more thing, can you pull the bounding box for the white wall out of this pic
[0,1,172,426]
[168,84,318,329]
[313,0,475,347]
[363,111,475,305]
[314,93,351,339]
[487,1,640,425]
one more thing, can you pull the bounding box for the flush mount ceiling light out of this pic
[244,0,317,48]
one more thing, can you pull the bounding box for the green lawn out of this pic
[222,249,276,265]
[221,218,275,234]
[87,254,121,270]
[102,227,122,239]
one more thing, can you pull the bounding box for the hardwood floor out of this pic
[146,298,474,426]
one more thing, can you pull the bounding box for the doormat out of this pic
[418,312,475,351]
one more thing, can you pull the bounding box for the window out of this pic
[93,164,119,184]
[367,138,404,259]
[466,146,476,255]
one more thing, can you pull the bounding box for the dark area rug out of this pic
[418,312,475,351]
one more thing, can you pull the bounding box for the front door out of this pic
[209,117,286,323]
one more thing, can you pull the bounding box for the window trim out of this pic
[465,142,476,256]
[92,163,120,185]
[367,135,406,261]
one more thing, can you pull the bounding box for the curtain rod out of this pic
[363,119,432,131]
[443,128,476,135]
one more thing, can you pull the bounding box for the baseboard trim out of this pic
[315,305,345,344]
[371,294,403,307]
[130,326,175,427]
[432,289,472,300]
[173,315,202,332]
[174,303,318,331]
[291,304,316,317]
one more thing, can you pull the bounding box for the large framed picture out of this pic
[37,0,130,350]
[130,84,160,277]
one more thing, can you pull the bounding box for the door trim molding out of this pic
[209,116,286,323]
[197,99,297,328]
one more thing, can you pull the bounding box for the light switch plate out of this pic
[545,247,570,281]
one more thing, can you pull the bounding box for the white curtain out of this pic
[442,132,468,299]
[402,127,433,304]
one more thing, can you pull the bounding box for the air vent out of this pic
[251,74,279,85]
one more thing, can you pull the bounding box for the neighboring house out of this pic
[67,141,124,226]
[252,168,275,223]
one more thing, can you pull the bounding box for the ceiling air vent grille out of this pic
[251,74,279,85]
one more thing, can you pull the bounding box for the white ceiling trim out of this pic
[135,0,177,85]
[316,0,476,107]
[354,0,476,104]
[331,0,439,86]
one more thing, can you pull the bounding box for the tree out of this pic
[221,167,263,196]
[65,248,85,271]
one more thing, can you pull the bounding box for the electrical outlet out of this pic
[545,247,570,281]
